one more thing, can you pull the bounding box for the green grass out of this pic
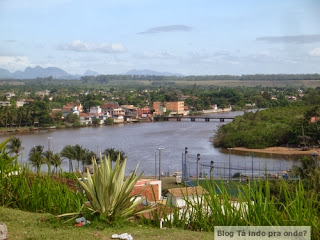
[0,207,215,240]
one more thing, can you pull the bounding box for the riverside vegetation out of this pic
[214,105,320,149]
[1,137,320,239]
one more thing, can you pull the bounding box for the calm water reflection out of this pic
[0,111,299,176]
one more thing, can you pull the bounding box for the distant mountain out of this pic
[125,69,182,76]
[0,66,79,80]
[83,70,100,76]
[23,66,69,79]
[0,68,12,78]
[0,66,183,79]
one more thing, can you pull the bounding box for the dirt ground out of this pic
[232,147,320,155]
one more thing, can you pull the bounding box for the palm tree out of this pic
[43,150,54,175]
[60,145,75,172]
[28,145,45,174]
[103,148,127,163]
[83,150,96,170]
[6,137,24,156]
[50,153,62,174]
[73,144,86,172]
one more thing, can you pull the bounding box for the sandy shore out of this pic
[232,147,319,156]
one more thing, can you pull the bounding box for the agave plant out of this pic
[78,155,144,220]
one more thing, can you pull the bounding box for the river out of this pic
[0,111,299,178]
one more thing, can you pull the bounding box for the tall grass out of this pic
[0,138,85,215]
[0,166,85,215]
[145,179,320,239]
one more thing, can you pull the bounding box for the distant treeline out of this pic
[80,73,320,82]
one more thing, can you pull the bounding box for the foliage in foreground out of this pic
[142,179,320,239]
[0,138,84,215]
[77,155,144,221]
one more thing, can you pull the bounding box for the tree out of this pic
[103,148,127,163]
[105,118,114,125]
[92,117,99,126]
[83,150,96,166]
[65,113,80,124]
[60,145,75,172]
[6,137,24,156]
[73,144,86,171]
[43,150,54,175]
[50,153,62,174]
[28,145,45,174]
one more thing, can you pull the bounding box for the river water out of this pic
[0,111,299,178]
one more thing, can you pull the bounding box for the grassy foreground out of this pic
[0,207,214,240]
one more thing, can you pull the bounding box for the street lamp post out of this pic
[251,152,254,180]
[210,161,214,180]
[48,137,53,151]
[158,148,164,181]
[228,148,232,182]
[184,147,188,183]
[154,151,157,179]
[196,153,200,185]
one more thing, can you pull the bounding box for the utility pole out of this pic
[158,148,164,181]
[251,152,254,180]
[196,153,200,185]
[154,151,157,179]
[48,137,53,151]
[210,161,214,180]
[184,147,188,183]
[228,148,232,182]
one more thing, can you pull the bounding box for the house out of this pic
[130,179,162,202]
[89,106,102,114]
[0,101,11,107]
[79,112,108,125]
[36,90,50,98]
[3,92,15,100]
[101,102,125,122]
[164,101,184,115]
[121,105,138,122]
[16,99,27,107]
[153,101,185,116]
[166,186,207,208]
[285,96,297,101]
[311,117,320,123]
[153,102,166,116]
[62,102,82,117]
[137,107,152,118]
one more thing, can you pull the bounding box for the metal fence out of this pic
[182,153,304,181]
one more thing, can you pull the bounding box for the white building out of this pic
[165,186,207,208]
[89,106,102,114]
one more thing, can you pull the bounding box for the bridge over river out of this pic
[153,116,234,122]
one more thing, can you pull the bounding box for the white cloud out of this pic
[134,51,176,59]
[309,48,320,56]
[0,56,33,71]
[58,40,126,53]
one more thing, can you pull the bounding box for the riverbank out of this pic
[232,147,319,156]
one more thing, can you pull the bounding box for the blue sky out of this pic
[1,0,320,75]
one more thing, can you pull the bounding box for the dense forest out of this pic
[1,73,320,83]
[80,73,320,82]
[214,105,320,149]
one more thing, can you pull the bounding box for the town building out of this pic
[165,186,207,208]
[130,179,162,202]
[153,101,185,116]
[62,102,83,117]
